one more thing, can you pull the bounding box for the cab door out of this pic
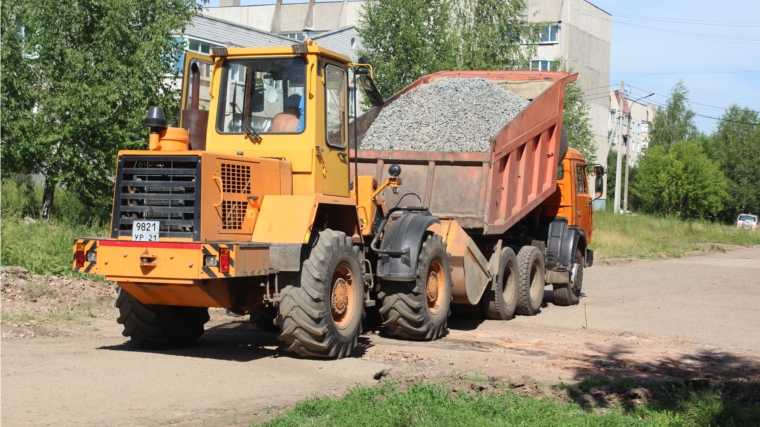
[321,62,350,197]
[574,162,593,243]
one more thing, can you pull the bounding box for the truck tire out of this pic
[481,247,519,320]
[559,126,569,165]
[553,250,583,306]
[275,229,365,359]
[515,246,545,316]
[115,287,209,350]
[379,233,451,340]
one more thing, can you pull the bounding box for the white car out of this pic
[735,214,759,230]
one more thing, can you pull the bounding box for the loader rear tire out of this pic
[379,233,452,340]
[481,247,519,320]
[515,246,545,316]
[553,250,583,306]
[275,229,365,359]
[115,287,209,350]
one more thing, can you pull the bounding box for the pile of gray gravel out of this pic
[360,78,529,152]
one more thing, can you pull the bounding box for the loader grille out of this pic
[111,155,201,240]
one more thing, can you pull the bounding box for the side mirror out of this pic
[593,165,605,199]
[359,75,384,107]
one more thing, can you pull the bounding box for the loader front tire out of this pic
[275,229,365,359]
[553,250,583,306]
[379,233,452,340]
[115,287,209,350]
[515,246,545,316]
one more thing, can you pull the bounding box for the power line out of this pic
[576,11,760,44]
[611,70,760,75]
[626,84,733,111]
[613,20,760,43]
[580,11,760,28]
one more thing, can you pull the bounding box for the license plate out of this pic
[132,220,160,242]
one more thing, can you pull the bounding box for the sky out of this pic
[589,0,760,133]
[203,0,760,133]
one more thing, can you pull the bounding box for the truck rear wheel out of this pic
[553,250,583,306]
[481,247,519,320]
[515,246,545,316]
[275,229,365,359]
[115,287,209,349]
[379,234,452,340]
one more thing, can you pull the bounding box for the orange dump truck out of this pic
[73,42,604,358]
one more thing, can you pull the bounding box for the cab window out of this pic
[325,65,346,148]
[184,60,213,111]
[216,57,306,134]
[576,164,588,193]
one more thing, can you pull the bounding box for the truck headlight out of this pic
[204,255,218,267]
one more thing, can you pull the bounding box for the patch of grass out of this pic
[1,302,100,324]
[593,210,760,260]
[261,381,659,427]
[613,378,635,389]
[645,383,760,427]
[576,377,610,393]
[258,380,760,427]
[1,179,109,278]
[465,375,490,382]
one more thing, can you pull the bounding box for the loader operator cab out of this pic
[216,57,306,135]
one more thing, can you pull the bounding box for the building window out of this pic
[641,122,649,133]
[530,60,554,71]
[539,24,560,44]
[640,142,649,151]
[609,110,616,122]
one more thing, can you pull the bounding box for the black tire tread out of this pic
[482,247,518,320]
[275,229,364,359]
[379,234,451,340]
[553,250,583,306]
[515,246,544,316]
[115,288,209,350]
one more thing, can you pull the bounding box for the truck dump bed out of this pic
[352,70,578,234]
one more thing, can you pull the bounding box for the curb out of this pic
[596,244,750,266]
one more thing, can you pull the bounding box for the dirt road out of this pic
[2,247,759,426]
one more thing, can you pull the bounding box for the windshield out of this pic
[216,58,306,134]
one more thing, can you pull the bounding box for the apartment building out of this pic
[608,90,657,166]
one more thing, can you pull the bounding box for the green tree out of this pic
[1,0,202,220]
[457,0,538,70]
[357,0,459,98]
[648,81,699,148]
[552,60,595,164]
[358,0,538,98]
[562,80,596,164]
[711,105,760,221]
[632,141,726,219]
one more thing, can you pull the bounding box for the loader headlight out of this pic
[86,251,97,262]
[204,255,218,267]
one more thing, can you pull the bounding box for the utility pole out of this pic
[623,103,632,214]
[623,92,654,214]
[613,81,625,214]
